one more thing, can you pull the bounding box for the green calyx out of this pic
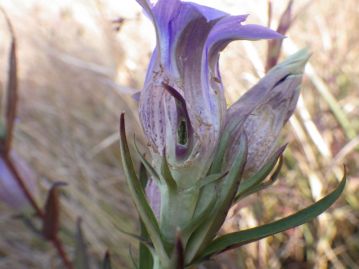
[121,113,346,269]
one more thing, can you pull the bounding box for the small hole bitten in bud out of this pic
[177,118,188,146]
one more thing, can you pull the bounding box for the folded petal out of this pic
[186,2,228,22]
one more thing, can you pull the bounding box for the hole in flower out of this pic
[162,82,193,159]
[177,118,188,146]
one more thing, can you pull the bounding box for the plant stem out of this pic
[3,155,44,218]
[52,234,74,269]
[3,154,74,269]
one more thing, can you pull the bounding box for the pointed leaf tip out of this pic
[102,251,112,269]
[118,109,168,264]
[280,48,311,74]
[74,218,90,269]
[161,147,177,190]
[42,183,66,240]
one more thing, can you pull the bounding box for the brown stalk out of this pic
[0,8,17,155]
[3,156,73,269]
[0,10,74,269]
[265,0,294,72]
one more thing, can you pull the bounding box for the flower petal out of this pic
[207,15,283,58]
[185,2,228,22]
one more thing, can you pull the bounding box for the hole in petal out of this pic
[177,118,188,146]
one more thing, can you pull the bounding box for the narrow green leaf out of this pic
[129,247,139,269]
[185,134,247,264]
[138,162,154,268]
[74,218,90,269]
[237,155,284,200]
[235,145,286,200]
[139,220,154,269]
[196,172,228,189]
[197,172,346,261]
[115,224,152,246]
[119,113,169,263]
[182,196,216,243]
[209,131,231,174]
[139,163,148,189]
[134,139,161,185]
[204,134,248,238]
[161,149,177,191]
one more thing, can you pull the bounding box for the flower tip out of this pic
[292,48,311,63]
[278,143,288,155]
[277,48,311,75]
[294,47,312,62]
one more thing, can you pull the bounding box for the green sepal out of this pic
[138,163,154,269]
[196,170,346,262]
[139,157,149,188]
[208,130,231,174]
[161,149,177,191]
[119,113,169,264]
[134,139,161,185]
[185,133,248,264]
[195,172,228,189]
[115,224,153,248]
[74,218,90,269]
[139,220,154,269]
[182,195,216,244]
[237,155,284,199]
[235,145,286,200]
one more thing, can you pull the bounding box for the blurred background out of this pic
[0,0,358,268]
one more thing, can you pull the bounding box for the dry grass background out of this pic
[0,0,358,268]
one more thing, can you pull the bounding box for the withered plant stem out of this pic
[52,234,74,269]
[2,154,74,269]
[2,155,44,218]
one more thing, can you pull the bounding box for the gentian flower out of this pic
[137,0,283,187]
[223,49,310,178]
[118,2,345,268]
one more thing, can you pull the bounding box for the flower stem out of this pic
[3,154,43,218]
[52,234,74,269]
[3,154,74,269]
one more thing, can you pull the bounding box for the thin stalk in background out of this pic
[0,9,74,269]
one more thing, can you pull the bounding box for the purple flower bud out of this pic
[224,49,310,177]
[136,0,282,184]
